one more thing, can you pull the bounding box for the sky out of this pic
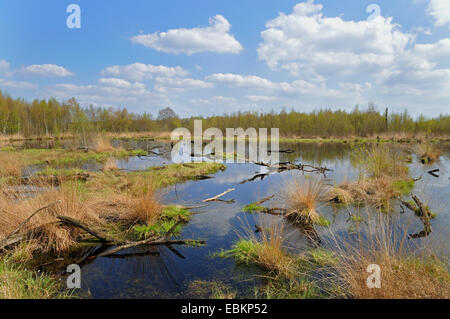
[0,0,449,118]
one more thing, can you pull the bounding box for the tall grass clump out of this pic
[221,218,296,278]
[330,143,413,209]
[0,181,101,254]
[416,142,442,164]
[0,151,25,178]
[327,215,449,299]
[283,177,327,225]
[0,257,70,299]
[103,157,118,172]
[123,181,162,226]
[92,135,115,153]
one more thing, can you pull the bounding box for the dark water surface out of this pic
[8,139,450,298]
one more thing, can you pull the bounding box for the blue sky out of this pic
[0,0,449,117]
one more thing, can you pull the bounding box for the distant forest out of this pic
[0,90,449,137]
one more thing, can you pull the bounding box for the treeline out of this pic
[0,90,449,137]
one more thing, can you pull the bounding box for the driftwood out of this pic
[57,216,116,243]
[94,220,205,258]
[193,175,214,180]
[202,188,235,203]
[253,195,275,206]
[258,207,287,216]
[167,204,209,210]
[428,169,439,178]
[240,173,269,184]
[268,149,295,154]
[399,194,433,238]
[241,161,332,184]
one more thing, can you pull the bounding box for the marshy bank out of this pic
[0,135,449,299]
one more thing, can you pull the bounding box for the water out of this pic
[6,139,450,298]
[75,141,449,298]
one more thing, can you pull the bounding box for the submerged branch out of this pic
[202,188,235,203]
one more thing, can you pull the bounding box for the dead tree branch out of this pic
[202,188,235,203]
[0,200,61,250]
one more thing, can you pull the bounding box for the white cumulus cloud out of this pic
[131,15,243,55]
[154,77,213,89]
[20,64,74,77]
[428,0,450,27]
[258,0,414,81]
[0,60,12,76]
[101,63,188,81]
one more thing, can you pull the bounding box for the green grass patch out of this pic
[257,278,322,299]
[35,167,87,177]
[243,203,266,213]
[133,206,192,239]
[351,214,364,223]
[162,205,191,221]
[0,258,71,299]
[308,248,338,266]
[391,179,415,196]
[315,215,332,227]
[214,239,260,265]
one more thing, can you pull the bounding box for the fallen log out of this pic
[193,175,214,180]
[428,169,439,178]
[242,161,333,184]
[240,173,269,184]
[95,237,205,258]
[202,188,235,203]
[92,219,204,258]
[398,194,433,238]
[253,195,275,206]
[268,149,295,154]
[57,216,116,243]
[0,200,61,250]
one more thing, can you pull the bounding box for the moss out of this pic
[53,149,146,166]
[162,205,191,221]
[351,214,364,223]
[214,239,260,265]
[141,162,226,188]
[315,215,332,227]
[257,278,322,299]
[391,179,415,196]
[36,168,87,177]
[187,280,236,299]
[133,206,192,239]
[243,203,266,213]
[134,219,184,239]
[308,248,338,266]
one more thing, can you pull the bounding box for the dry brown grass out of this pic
[329,216,450,299]
[329,143,412,209]
[256,219,296,277]
[89,179,162,226]
[234,217,296,278]
[127,183,162,225]
[328,176,398,209]
[283,177,327,224]
[417,143,442,164]
[92,136,115,153]
[103,157,118,172]
[0,152,25,178]
[0,182,102,254]
[106,131,172,140]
